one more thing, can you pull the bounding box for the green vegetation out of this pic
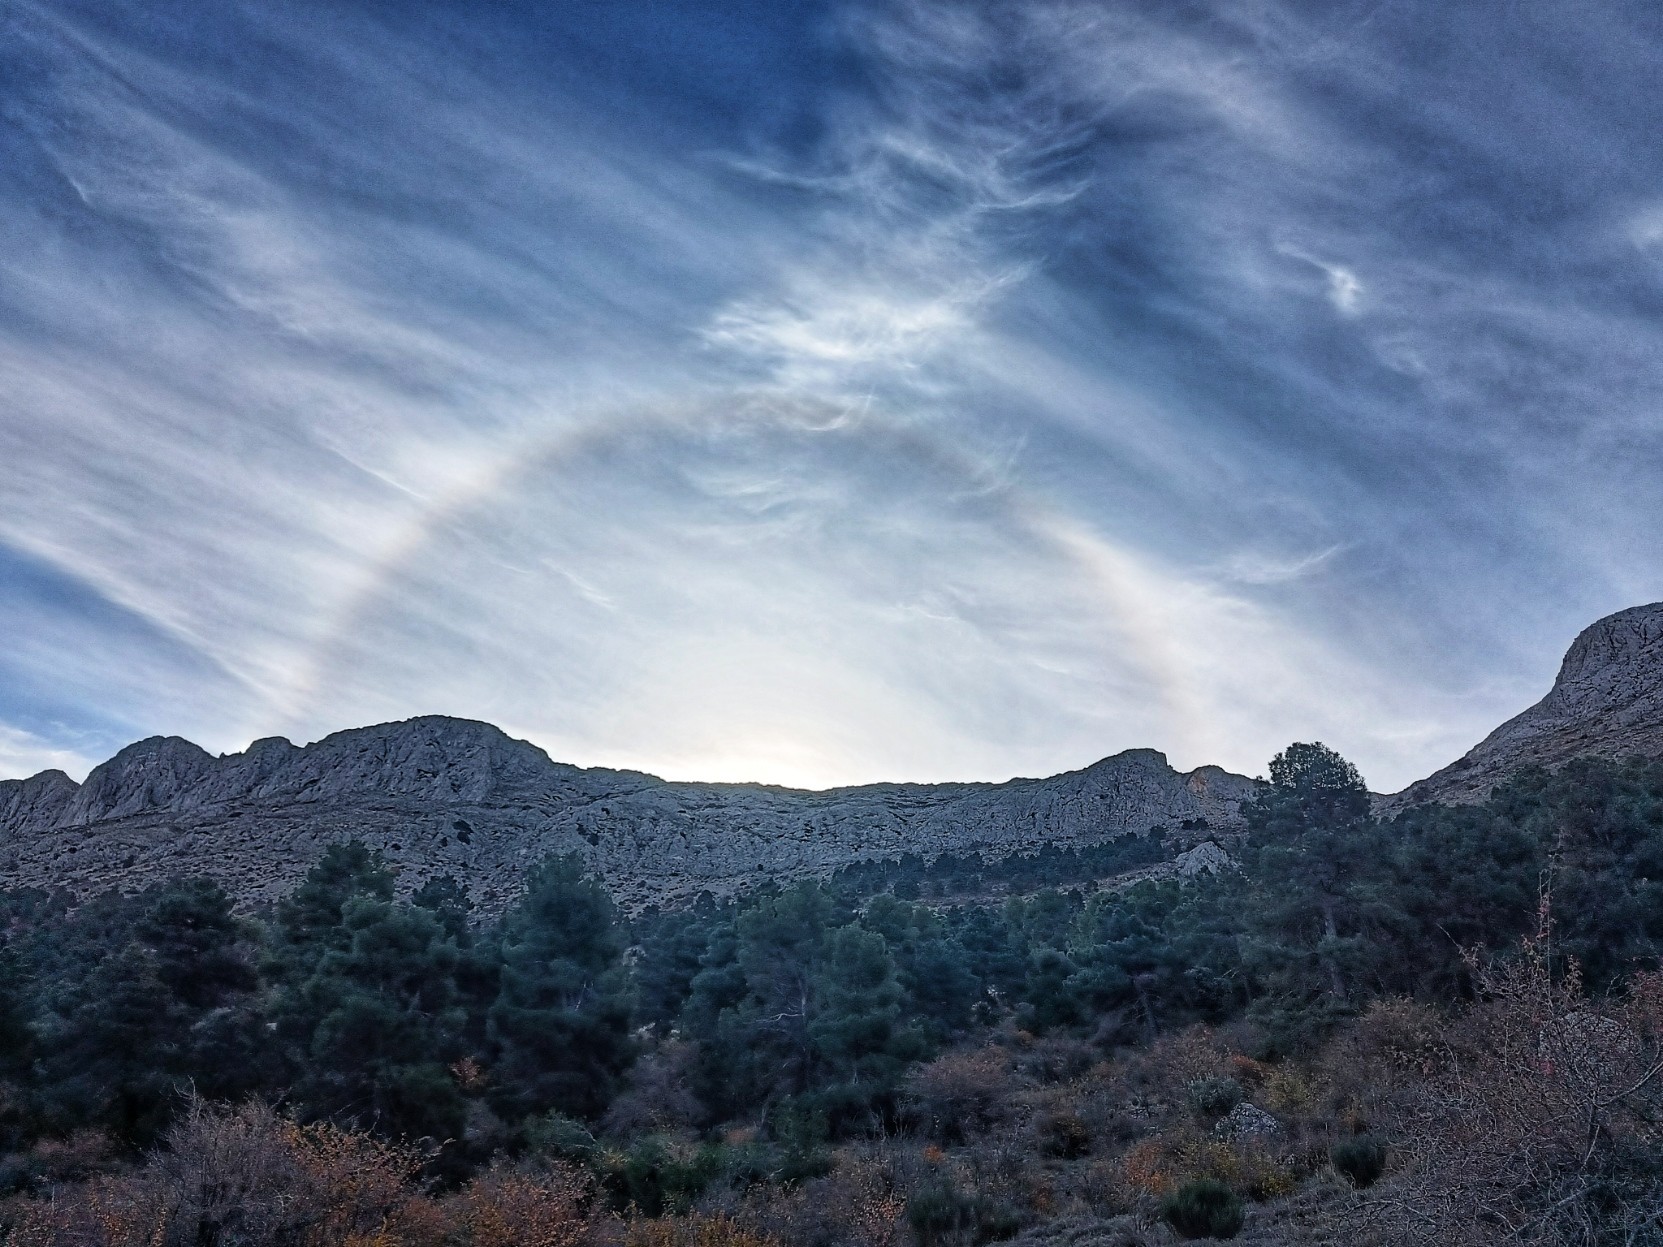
[2,747,1663,1242]
[1161,1178,1245,1240]
[1329,1134,1387,1188]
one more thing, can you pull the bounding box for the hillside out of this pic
[0,719,1255,909]
[1388,600,1663,807]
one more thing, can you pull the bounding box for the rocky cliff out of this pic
[1389,601,1663,807]
[0,718,1258,910]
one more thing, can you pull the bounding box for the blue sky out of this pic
[3,0,1661,791]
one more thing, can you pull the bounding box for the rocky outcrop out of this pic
[61,737,218,826]
[1390,601,1663,808]
[0,769,78,834]
[0,716,1259,910]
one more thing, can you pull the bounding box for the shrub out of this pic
[1120,1137,1177,1199]
[906,1048,1012,1142]
[744,1153,908,1247]
[523,1111,600,1163]
[441,1161,593,1247]
[746,1102,835,1188]
[1035,1110,1091,1159]
[3,1099,434,1247]
[906,1178,1021,1246]
[601,1137,726,1216]
[1140,1026,1232,1097]
[1184,1078,1244,1120]
[624,1211,780,1247]
[1160,1178,1245,1240]
[1227,1148,1296,1202]
[1329,1134,1387,1188]
[1011,1034,1096,1085]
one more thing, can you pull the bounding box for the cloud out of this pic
[1,0,1660,796]
[0,726,96,782]
[1217,545,1343,587]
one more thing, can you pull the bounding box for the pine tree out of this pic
[487,856,632,1120]
[810,924,922,1084]
[1242,743,1383,1045]
[293,897,470,1139]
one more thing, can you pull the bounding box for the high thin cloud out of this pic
[2,0,1660,791]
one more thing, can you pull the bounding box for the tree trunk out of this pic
[1320,898,1346,998]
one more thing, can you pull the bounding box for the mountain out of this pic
[11,601,1655,909]
[0,717,1257,909]
[1389,601,1663,807]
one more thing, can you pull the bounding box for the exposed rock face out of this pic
[0,770,78,834]
[1172,841,1236,878]
[0,717,1259,910]
[1215,1102,1281,1141]
[1390,602,1663,808]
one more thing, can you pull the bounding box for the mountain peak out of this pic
[62,735,216,827]
[1390,601,1663,807]
[1550,601,1663,693]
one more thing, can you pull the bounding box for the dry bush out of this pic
[440,1161,594,1247]
[24,1100,431,1246]
[161,1100,324,1241]
[1379,925,1663,1244]
[1,1100,603,1247]
[1113,1128,1296,1208]
[13,1128,121,1185]
[603,1042,707,1137]
[1032,1109,1090,1160]
[907,1047,1019,1142]
[1329,999,1450,1085]
[1065,1061,1165,1148]
[1226,1053,1271,1089]
[5,1173,172,1247]
[1070,1087,1152,1154]
[1253,1065,1318,1122]
[6,1099,337,1247]
[1125,1026,1232,1107]
[622,1211,780,1247]
[724,1149,907,1247]
[1119,1136,1179,1201]
[1010,1035,1097,1086]
[1317,999,1450,1132]
[285,1116,429,1246]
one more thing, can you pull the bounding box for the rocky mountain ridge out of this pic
[1388,600,1663,807]
[7,599,1660,909]
[0,719,1258,910]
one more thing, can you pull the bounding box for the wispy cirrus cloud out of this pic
[2,0,1660,793]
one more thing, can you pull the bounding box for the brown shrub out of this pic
[906,1047,1016,1142]
[1132,1026,1232,1104]
[0,1100,603,1247]
[285,1116,429,1245]
[1382,924,1663,1244]
[1113,1128,1296,1208]
[1033,1109,1091,1160]
[15,1128,121,1185]
[440,1162,594,1247]
[5,1100,345,1247]
[623,1211,780,1247]
[1010,1034,1097,1085]
[1255,1065,1318,1120]
[721,1149,906,1247]
[1319,998,1450,1111]
[1119,1136,1178,1201]
[5,1173,172,1247]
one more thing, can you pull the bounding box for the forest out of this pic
[0,745,1660,1244]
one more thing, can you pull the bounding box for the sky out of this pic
[3,0,1662,793]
